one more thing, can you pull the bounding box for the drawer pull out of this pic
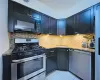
[50,51,54,52]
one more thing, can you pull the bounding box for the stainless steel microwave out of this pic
[14,20,36,33]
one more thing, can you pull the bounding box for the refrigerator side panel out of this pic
[95,6,100,80]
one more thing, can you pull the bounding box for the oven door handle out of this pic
[12,55,45,63]
[12,59,25,63]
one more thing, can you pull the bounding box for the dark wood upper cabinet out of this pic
[41,14,50,34]
[76,7,94,34]
[8,1,57,34]
[8,1,97,34]
[66,16,75,35]
[8,1,35,32]
[41,14,57,35]
[8,0,14,32]
[49,17,57,35]
[13,2,35,23]
[66,6,94,35]
[13,2,30,16]
[29,10,43,33]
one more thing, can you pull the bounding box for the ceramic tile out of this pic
[46,70,80,80]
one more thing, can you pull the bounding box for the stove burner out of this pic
[12,43,45,60]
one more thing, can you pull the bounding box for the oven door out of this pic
[11,54,46,80]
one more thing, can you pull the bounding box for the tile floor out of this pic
[45,70,80,80]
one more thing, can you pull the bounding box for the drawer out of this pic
[46,49,57,57]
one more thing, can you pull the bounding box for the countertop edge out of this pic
[45,47,95,53]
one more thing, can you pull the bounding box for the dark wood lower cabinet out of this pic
[46,48,95,80]
[2,55,11,80]
[46,56,58,74]
[46,48,69,74]
[57,48,69,71]
[46,49,58,74]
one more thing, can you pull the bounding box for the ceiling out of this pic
[12,0,100,19]
[38,0,81,11]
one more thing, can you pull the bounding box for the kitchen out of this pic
[0,0,100,80]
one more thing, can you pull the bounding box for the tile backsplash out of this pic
[9,33,94,49]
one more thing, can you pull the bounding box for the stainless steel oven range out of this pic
[11,38,46,80]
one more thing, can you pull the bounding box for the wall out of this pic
[39,34,88,49]
[0,0,9,80]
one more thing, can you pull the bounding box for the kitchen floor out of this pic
[45,70,80,80]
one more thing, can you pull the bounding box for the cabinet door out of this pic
[41,14,50,34]
[46,49,57,74]
[66,16,75,35]
[13,2,35,23]
[57,19,66,35]
[49,17,57,35]
[69,50,91,80]
[76,7,93,34]
[30,10,42,33]
[8,1,14,32]
[13,2,30,16]
[57,48,69,71]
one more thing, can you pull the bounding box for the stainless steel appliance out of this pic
[95,5,100,80]
[11,38,46,80]
[14,20,36,33]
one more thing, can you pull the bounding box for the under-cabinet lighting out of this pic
[60,35,63,37]
[76,34,80,35]
[47,34,50,36]
[75,32,80,35]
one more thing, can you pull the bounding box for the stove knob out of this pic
[18,53,22,56]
